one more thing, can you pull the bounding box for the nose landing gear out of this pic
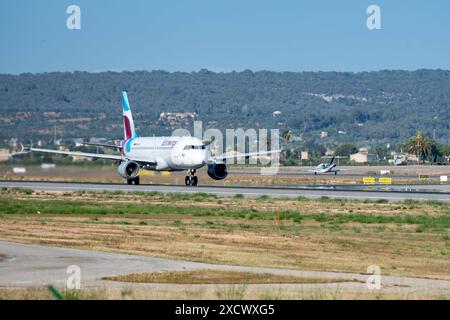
[185,169,198,186]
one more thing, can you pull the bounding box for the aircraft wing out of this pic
[9,150,32,157]
[29,147,123,161]
[81,142,122,150]
[27,147,156,165]
[209,149,282,163]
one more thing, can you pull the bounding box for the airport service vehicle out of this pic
[313,156,340,175]
[21,92,280,186]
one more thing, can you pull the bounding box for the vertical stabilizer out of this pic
[122,91,138,140]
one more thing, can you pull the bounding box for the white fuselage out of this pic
[122,136,209,171]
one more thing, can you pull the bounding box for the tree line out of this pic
[0,69,449,150]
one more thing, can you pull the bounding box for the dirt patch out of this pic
[102,269,361,285]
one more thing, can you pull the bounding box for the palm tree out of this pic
[405,131,432,163]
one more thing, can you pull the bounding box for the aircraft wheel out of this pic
[127,179,133,185]
[334,171,337,175]
[134,176,140,185]
[185,175,198,186]
[314,172,317,175]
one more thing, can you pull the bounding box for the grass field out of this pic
[0,188,449,283]
[3,285,445,300]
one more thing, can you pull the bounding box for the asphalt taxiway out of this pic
[1,241,449,296]
[1,180,450,202]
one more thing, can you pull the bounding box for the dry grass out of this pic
[102,269,360,284]
[1,286,448,300]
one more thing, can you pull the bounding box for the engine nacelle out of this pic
[117,161,140,179]
[207,163,228,180]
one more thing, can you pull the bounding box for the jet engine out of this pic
[207,163,228,180]
[117,161,140,179]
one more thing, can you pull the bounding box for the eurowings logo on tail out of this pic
[122,91,138,140]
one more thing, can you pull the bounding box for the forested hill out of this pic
[0,69,449,147]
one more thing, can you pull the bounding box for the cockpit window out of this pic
[184,145,206,150]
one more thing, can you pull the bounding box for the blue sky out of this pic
[0,0,449,74]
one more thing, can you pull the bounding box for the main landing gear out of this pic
[185,169,198,186]
[127,176,140,185]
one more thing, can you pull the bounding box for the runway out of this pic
[1,180,450,202]
[228,170,444,180]
[1,241,449,296]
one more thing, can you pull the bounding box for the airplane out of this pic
[312,156,340,175]
[17,91,280,186]
[394,154,407,166]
